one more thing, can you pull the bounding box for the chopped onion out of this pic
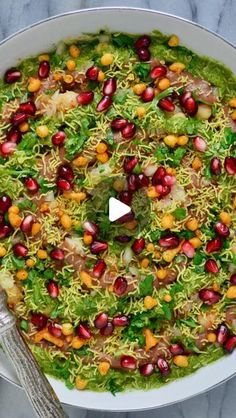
[144,164,158,177]
[0,270,14,290]
[64,237,85,256]
[45,191,55,202]
[123,247,133,265]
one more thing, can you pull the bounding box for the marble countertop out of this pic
[0,1,236,417]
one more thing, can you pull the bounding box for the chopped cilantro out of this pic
[139,274,154,296]
[134,63,150,81]
[173,208,187,220]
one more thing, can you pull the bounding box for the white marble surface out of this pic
[0,1,236,417]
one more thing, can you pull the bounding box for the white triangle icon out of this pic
[108,197,131,222]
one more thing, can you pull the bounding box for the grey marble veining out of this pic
[0,0,235,417]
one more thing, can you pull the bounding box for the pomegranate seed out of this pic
[156,357,170,376]
[94,312,108,329]
[162,175,176,187]
[117,211,134,223]
[132,238,145,254]
[19,101,36,116]
[111,118,128,131]
[31,313,48,330]
[4,68,21,84]
[205,259,219,274]
[0,195,12,213]
[93,259,106,278]
[56,177,71,191]
[96,95,112,112]
[115,235,132,243]
[215,222,230,238]
[199,288,221,305]
[47,281,59,298]
[11,112,28,127]
[77,323,92,339]
[90,241,108,254]
[127,174,139,192]
[50,248,65,261]
[210,157,221,175]
[159,235,179,248]
[123,156,138,173]
[206,237,223,253]
[103,78,117,96]
[122,122,136,139]
[158,97,175,112]
[114,277,128,296]
[58,164,74,181]
[137,47,150,61]
[137,173,149,187]
[152,167,167,185]
[0,225,12,239]
[20,215,34,234]
[119,191,132,205]
[120,355,137,370]
[86,65,99,81]
[181,240,195,258]
[6,129,22,143]
[13,243,28,258]
[230,274,236,285]
[169,343,184,356]
[24,177,39,194]
[100,322,114,336]
[224,336,236,353]
[150,65,167,79]
[77,91,94,105]
[135,35,151,49]
[183,97,198,116]
[112,315,129,327]
[141,87,154,102]
[179,91,192,106]
[48,322,62,338]
[38,61,50,79]
[193,136,207,152]
[83,220,99,237]
[224,156,236,175]
[139,363,154,376]
[0,141,17,156]
[51,131,66,146]
[155,184,171,196]
[217,324,229,345]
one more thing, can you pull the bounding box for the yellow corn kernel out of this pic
[8,212,22,228]
[140,258,149,269]
[192,156,202,170]
[37,249,47,260]
[147,186,159,198]
[0,246,7,257]
[36,125,49,138]
[16,269,28,281]
[53,71,63,81]
[60,214,72,230]
[158,77,170,91]
[38,54,50,62]
[8,205,19,214]
[229,98,236,108]
[80,271,93,288]
[169,62,186,74]
[219,211,231,226]
[26,258,35,268]
[73,156,88,167]
[83,233,93,245]
[113,178,124,192]
[231,110,236,121]
[69,44,80,58]
[66,59,76,71]
[154,251,161,259]
[40,203,49,212]
[75,376,88,390]
[34,330,64,347]
[98,70,105,82]
[147,243,155,252]
[161,214,175,229]
[98,361,110,376]
[156,268,167,280]
[28,77,41,92]
[162,248,179,263]
[63,74,74,84]
[96,142,107,154]
[132,83,146,95]
[31,222,41,236]
[63,191,87,202]
[189,237,202,248]
[62,323,74,336]
[173,355,188,368]
[168,35,180,47]
[19,122,29,133]
[124,219,138,230]
[226,286,236,299]
[177,135,189,146]
[212,282,220,292]
[163,134,178,148]
[144,329,159,351]
[97,152,109,163]
[136,106,146,118]
[101,53,114,66]
[186,218,199,231]
[207,332,217,343]
[71,337,85,349]
[166,167,176,176]
[163,294,172,302]
[144,296,157,310]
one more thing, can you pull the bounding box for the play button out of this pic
[108,197,131,222]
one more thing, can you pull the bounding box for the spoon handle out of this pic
[0,292,68,418]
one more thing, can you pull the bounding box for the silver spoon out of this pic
[0,290,68,418]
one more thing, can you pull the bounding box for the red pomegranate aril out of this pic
[119,191,132,205]
[94,312,108,329]
[4,68,21,84]
[199,288,221,305]
[179,91,192,106]
[230,274,236,285]
[132,238,145,254]
[123,156,138,173]
[181,241,195,258]
[158,97,175,112]
[38,60,50,79]
[162,175,176,187]
[77,323,92,339]
[150,65,167,79]
[155,184,171,196]
[152,166,167,185]
[100,322,114,336]
[112,315,130,327]
[86,65,99,81]
[83,220,99,237]
[135,35,151,49]
[0,225,12,239]
[48,322,62,338]
[156,357,170,376]
[0,141,17,156]
[137,173,149,187]
[111,118,128,131]
[47,281,59,298]
[141,87,154,102]
[114,277,128,296]
[51,131,66,146]
[217,324,229,345]
[0,195,12,213]
[120,355,137,370]
[6,129,22,144]
[50,248,65,261]
[0,215,3,226]
[210,157,221,175]
[139,363,154,376]
[13,243,28,258]
[206,237,223,254]
[137,47,151,61]
[224,336,236,353]
[11,112,28,127]
[117,211,134,224]
[183,97,198,116]
[31,313,48,330]
[169,343,184,356]
[56,177,71,191]
[215,222,230,238]
[19,101,36,116]
[115,235,132,243]
[205,259,219,274]
[58,164,74,181]
[122,122,136,139]
[20,215,34,234]
[127,174,139,192]
[103,78,117,96]
[93,259,106,278]
[24,177,39,193]
[193,136,207,152]
[224,156,236,175]
[90,241,108,254]
[77,91,94,105]
[96,95,112,112]
[159,235,179,248]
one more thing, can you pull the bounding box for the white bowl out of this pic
[0,7,236,412]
